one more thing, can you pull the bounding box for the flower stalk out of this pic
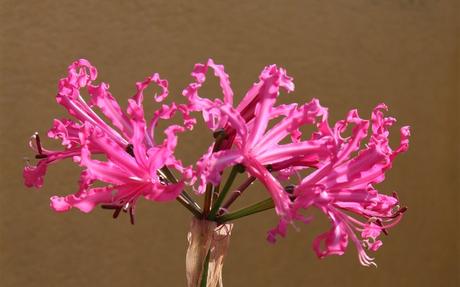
[220,176,256,212]
[159,166,202,217]
[217,198,275,223]
[208,165,241,220]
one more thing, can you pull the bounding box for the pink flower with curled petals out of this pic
[268,104,410,266]
[184,60,333,222]
[24,59,191,222]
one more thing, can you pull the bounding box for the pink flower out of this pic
[184,60,333,219]
[268,104,410,266]
[24,59,191,220]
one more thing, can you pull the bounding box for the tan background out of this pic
[0,0,458,286]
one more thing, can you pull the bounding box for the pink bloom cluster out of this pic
[24,59,192,222]
[24,59,410,266]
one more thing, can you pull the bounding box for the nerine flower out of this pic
[24,58,410,268]
[268,104,410,266]
[183,59,333,220]
[24,59,191,220]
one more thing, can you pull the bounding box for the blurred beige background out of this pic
[0,0,458,286]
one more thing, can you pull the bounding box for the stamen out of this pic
[129,207,135,225]
[33,132,47,159]
[112,207,122,219]
[34,132,43,155]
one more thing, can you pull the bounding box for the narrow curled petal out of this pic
[144,181,184,202]
[247,65,294,148]
[134,73,169,104]
[195,149,242,193]
[244,157,292,217]
[313,223,349,258]
[182,59,233,131]
[23,161,48,188]
[67,59,97,88]
[254,99,327,150]
[47,119,83,149]
[207,59,234,106]
[50,186,118,213]
[88,83,133,138]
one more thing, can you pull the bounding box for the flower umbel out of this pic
[24,59,410,271]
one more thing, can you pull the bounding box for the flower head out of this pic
[268,105,410,266]
[24,59,191,221]
[184,60,333,220]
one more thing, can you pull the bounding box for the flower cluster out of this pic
[24,59,410,266]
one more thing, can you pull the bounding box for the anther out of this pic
[125,144,135,157]
[266,164,273,172]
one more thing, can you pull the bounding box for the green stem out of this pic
[159,166,202,218]
[217,198,275,223]
[177,194,202,218]
[200,250,211,287]
[208,166,240,220]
